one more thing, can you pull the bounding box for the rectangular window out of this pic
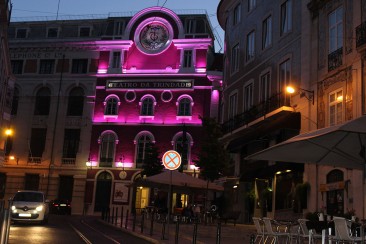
[79,27,91,37]
[279,59,291,105]
[16,28,27,38]
[39,59,55,74]
[262,16,272,49]
[112,52,121,68]
[47,28,58,38]
[280,0,292,35]
[329,6,343,53]
[185,19,195,34]
[329,89,343,126]
[29,128,47,158]
[248,0,256,11]
[11,60,24,74]
[233,4,241,25]
[246,31,255,61]
[260,72,271,102]
[114,21,125,35]
[231,44,240,73]
[183,50,193,68]
[71,59,88,73]
[228,93,237,119]
[244,83,254,111]
[62,129,80,159]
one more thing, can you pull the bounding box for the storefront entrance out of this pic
[94,171,112,212]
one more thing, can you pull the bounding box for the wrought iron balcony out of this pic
[356,21,366,50]
[328,47,343,71]
[221,92,290,134]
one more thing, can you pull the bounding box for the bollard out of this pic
[125,209,129,229]
[175,216,180,244]
[149,212,154,236]
[120,207,124,228]
[111,207,115,224]
[115,207,118,225]
[216,221,222,244]
[250,234,255,244]
[192,217,198,244]
[107,207,111,223]
[161,218,166,240]
[132,212,136,232]
[141,211,145,233]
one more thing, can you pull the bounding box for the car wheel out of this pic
[41,216,49,225]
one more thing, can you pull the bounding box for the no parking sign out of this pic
[162,150,181,170]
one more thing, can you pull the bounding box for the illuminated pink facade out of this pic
[84,7,222,212]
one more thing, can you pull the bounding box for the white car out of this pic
[11,190,49,224]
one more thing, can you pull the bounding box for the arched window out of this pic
[140,96,155,116]
[11,87,19,115]
[326,169,344,216]
[34,87,51,115]
[99,132,117,167]
[178,97,192,116]
[173,132,192,170]
[67,87,84,116]
[135,132,154,168]
[104,96,119,116]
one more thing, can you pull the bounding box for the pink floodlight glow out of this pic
[92,114,202,125]
[115,162,133,168]
[98,68,108,74]
[212,90,219,101]
[195,68,206,73]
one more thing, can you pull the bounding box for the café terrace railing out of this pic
[221,92,290,135]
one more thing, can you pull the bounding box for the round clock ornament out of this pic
[135,17,173,55]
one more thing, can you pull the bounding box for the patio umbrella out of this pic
[245,115,366,223]
[142,170,224,191]
[245,115,366,169]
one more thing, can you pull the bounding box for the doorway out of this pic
[58,175,74,201]
[94,171,112,212]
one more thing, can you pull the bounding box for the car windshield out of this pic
[13,192,44,202]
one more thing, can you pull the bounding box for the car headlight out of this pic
[11,206,17,213]
[36,205,43,212]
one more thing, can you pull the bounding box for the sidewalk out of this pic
[100,216,257,244]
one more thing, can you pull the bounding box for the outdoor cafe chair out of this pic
[298,218,322,244]
[333,217,363,244]
[253,217,267,243]
[262,217,290,244]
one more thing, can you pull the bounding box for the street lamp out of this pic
[286,85,314,105]
[86,158,92,169]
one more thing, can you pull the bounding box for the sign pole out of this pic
[162,150,182,241]
[166,170,172,240]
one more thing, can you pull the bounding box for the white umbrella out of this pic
[142,170,224,191]
[245,115,366,230]
[245,115,366,169]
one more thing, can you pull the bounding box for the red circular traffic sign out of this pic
[162,150,181,170]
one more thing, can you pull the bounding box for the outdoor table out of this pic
[306,220,334,244]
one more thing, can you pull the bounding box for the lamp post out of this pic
[286,85,314,105]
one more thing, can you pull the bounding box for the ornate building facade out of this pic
[5,7,222,214]
[218,0,366,222]
[0,0,14,199]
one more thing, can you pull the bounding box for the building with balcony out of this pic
[217,0,314,222]
[4,7,222,214]
[0,0,14,199]
[218,0,366,222]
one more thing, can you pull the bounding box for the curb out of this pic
[97,219,160,244]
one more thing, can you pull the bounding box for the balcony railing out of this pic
[27,157,41,164]
[356,21,366,49]
[328,47,343,71]
[221,92,290,134]
[62,158,76,165]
